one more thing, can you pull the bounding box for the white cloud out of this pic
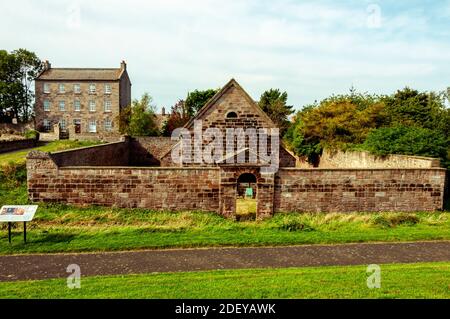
[0,0,449,110]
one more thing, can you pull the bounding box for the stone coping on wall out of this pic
[57,166,221,170]
[49,140,125,155]
[54,166,447,171]
[279,167,447,171]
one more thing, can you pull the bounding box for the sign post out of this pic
[0,205,38,244]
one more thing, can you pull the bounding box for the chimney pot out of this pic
[43,60,51,70]
[121,60,127,70]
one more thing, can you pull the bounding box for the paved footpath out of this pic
[0,241,449,282]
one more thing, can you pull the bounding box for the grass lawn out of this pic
[0,262,448,299]
[0,140,102,166]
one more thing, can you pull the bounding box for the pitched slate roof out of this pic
[36,68,124,81]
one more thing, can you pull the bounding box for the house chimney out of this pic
[162,107,166,116]
[120,60,127,70]
[43,60,51,70]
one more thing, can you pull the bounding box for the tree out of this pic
[162,99,190,136]
[258,89,294,135]
[362,126,447,160]
[117,93,159,136]
[185,89,218,117]
[13,49,42,122]
[286,98,387,159]
[0,50,23,122]
[0,49,42,122]
[384,87,444,129]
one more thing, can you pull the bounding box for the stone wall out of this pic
[67,124,122,142]
[130,137,178,166]
[27,152,220,211]
[49,141,129,167]
[26,139,448,216]
[0,138,37,154]
[0,122,34,135]
[274,168,446,212]
[319,149,441,168]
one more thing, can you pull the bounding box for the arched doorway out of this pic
[236,173,257,219]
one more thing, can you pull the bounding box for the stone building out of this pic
[27,79,447,219]
[34,60,131,139]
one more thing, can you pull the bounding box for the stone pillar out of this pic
[26,151,58,203]
[68,124,75,140]
[53,123,60,140]
[256,172,275,220]
[219,168,236,219]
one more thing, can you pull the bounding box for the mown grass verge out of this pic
[0,262,448,299]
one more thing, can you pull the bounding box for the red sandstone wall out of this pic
[0,138,37,154]
[274,168,447,212]
[50,141,129,167]
[27,157,220,211]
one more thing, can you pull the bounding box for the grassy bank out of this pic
[0,262,448,299]
[0,200,448,254]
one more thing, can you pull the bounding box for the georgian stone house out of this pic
[34,60,131,139]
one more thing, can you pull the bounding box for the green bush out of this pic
[362,126,448,159]
[23,129,39,140]
[0,162,27,186]
[278,220,315,232]
[371,213,420,228]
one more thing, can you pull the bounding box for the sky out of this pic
[1,0,449,112]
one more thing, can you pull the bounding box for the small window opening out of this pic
[226,111,238,119]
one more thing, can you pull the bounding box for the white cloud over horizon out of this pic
[1,0,449,111]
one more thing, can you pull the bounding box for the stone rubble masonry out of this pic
[34,63,131,139]
[27,152,220,212]
[25,79,448,217]
[274,168,447,213]
[27,146,447,216]
[319,149,441,169]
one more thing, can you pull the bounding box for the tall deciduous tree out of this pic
[258,89,294,135]
[185,89,218,117]
[117,93,159,136]
[0,49,42,122]
[162,99,190,136]
[13,49,42,122]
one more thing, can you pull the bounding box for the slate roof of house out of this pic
[36,68,125,81]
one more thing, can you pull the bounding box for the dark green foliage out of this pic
[371,213,420,228]
[0,162,27,185]
[278,220,314,232]
[284,91,388,164]
[185,89,219,117]
[258,89,294,135]
[284,86,450,167]
[362,126,447,159]
[0,49,42,122]
[117,93,159,136]
[23,129,39,140]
